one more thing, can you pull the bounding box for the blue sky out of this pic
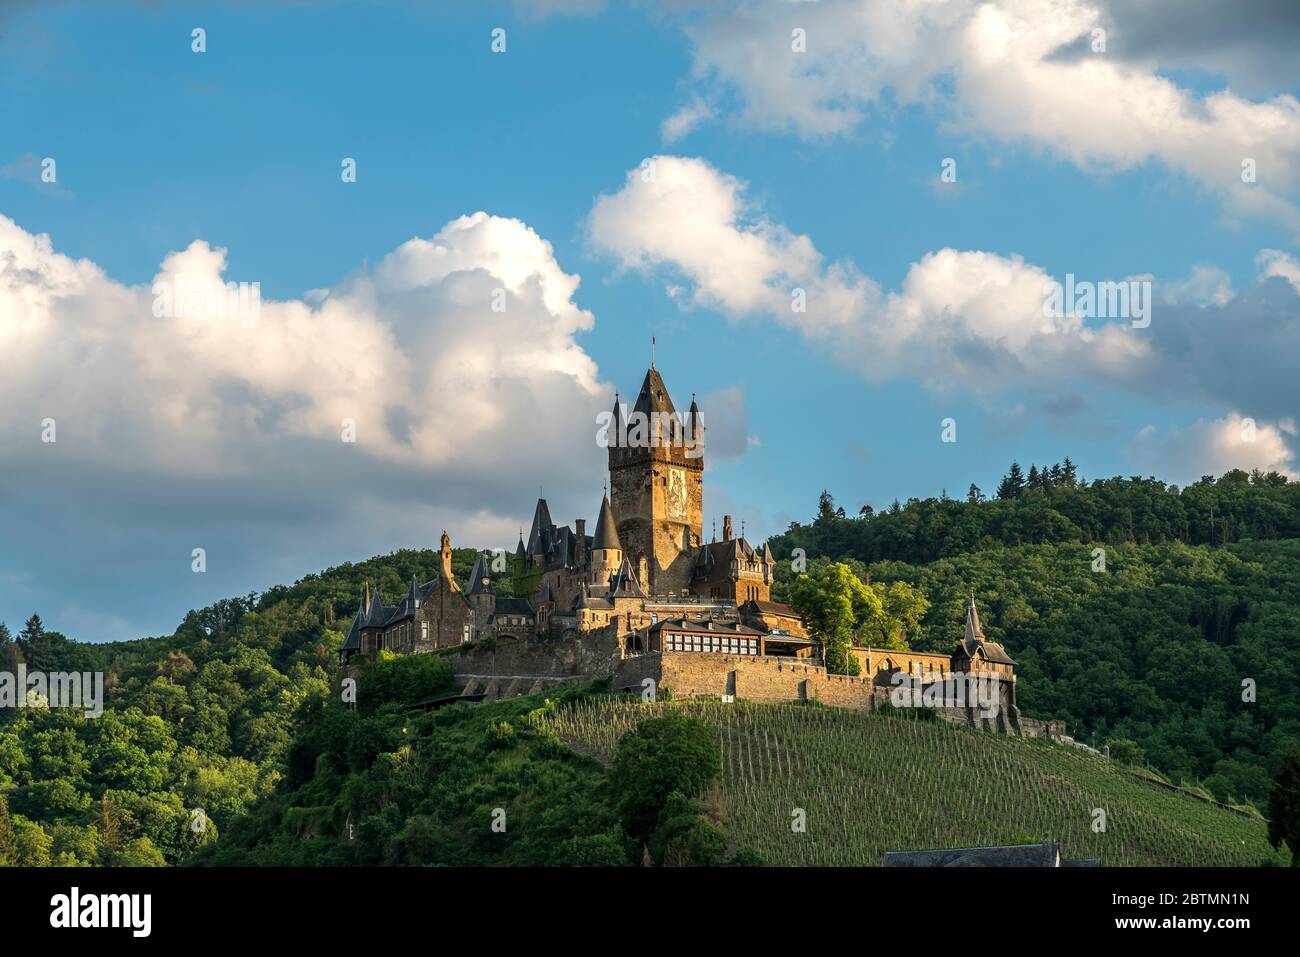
[2,0,1299,642]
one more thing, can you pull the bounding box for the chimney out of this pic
[723,515,733,541]
[574,519,586,566]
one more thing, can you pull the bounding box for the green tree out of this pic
[609,714,719,844]
[0,793,16,865]
[997,462,1026,500]
[788,563,873,674]
[1267,746,1300,866]
[18,615,55,673]
[1106,738,1144,767]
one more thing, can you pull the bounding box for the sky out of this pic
[2,0,1299,642]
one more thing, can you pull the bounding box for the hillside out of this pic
[2,467,1299,865]
[542,697,1286,867]
[199,680,1285,867]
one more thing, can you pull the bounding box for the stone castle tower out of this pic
[607,363,704,595]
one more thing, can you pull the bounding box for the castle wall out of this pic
[450,629,625,683]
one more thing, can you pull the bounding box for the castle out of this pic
[338,361,1046,737]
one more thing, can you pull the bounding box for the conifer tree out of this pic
[997,462,1025,499]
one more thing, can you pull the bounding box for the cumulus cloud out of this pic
[0,211,618,638]
[1072,0,1300,97]
[589,155,1300,481]
[672,0,1300,229]
[1130,414,1297,484]
[588,155,1149,394]
[0,211,606,478]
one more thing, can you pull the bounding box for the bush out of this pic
[608,714,719,843]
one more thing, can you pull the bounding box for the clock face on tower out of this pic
[667,467,688,521]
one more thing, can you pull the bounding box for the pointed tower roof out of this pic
[526,498,554,557]
[761,541,774,564]
[964,595,985,643]
[364,588,387,628]
[593,494,621,551]
[466,552,492,595]
[632,366,678,419]
[608,556,647,599]
[341,590,366,652]
[608,392,622,447]
[515,530,526,559]
[687,392,704,436]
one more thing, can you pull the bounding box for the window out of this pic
[462,624,470,643]
[421,621,429,641]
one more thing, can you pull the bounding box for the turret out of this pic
[590,493,623,590]
[465,551,495,623]
[686,393,705,461]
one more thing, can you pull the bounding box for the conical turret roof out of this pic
[593,494,621,551]
[466,552,492,595]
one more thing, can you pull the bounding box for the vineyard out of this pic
[540,697,1287,867]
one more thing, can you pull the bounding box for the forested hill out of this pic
[0,547,491,866]
[763,465,1300,812]
[0,468,1297,866]
[769,465,1300,567]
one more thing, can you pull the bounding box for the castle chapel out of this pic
[339,362,816,665]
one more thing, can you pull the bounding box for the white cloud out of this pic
[1130,414,1297,484]
[662,96,715,142]
[1162,265,1235,306]
[1257,248,1300,293]
[673,0,1300,228]
[0,210,611,556]
[588,155,1150,394]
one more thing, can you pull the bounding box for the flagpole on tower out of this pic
[651,335,656,369]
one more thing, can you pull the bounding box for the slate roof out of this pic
[631,366,679,420]
[608,556,647,599]
[686,394,703,443]
[466,553,492,595]
[593,494,621,551]
[340,600,363,653]
[742,599,800,618]
[576,583,614,611]
[648,617,764,638]
[956,597,1016,666]
[492,597,535,617]
[691,536,771,586]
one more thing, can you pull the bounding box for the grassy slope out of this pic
[543,697,1287,867]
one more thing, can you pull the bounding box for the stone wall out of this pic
[451,642,1062,743]
[449,629,624,683]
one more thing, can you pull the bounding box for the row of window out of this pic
[665,634,758,655]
